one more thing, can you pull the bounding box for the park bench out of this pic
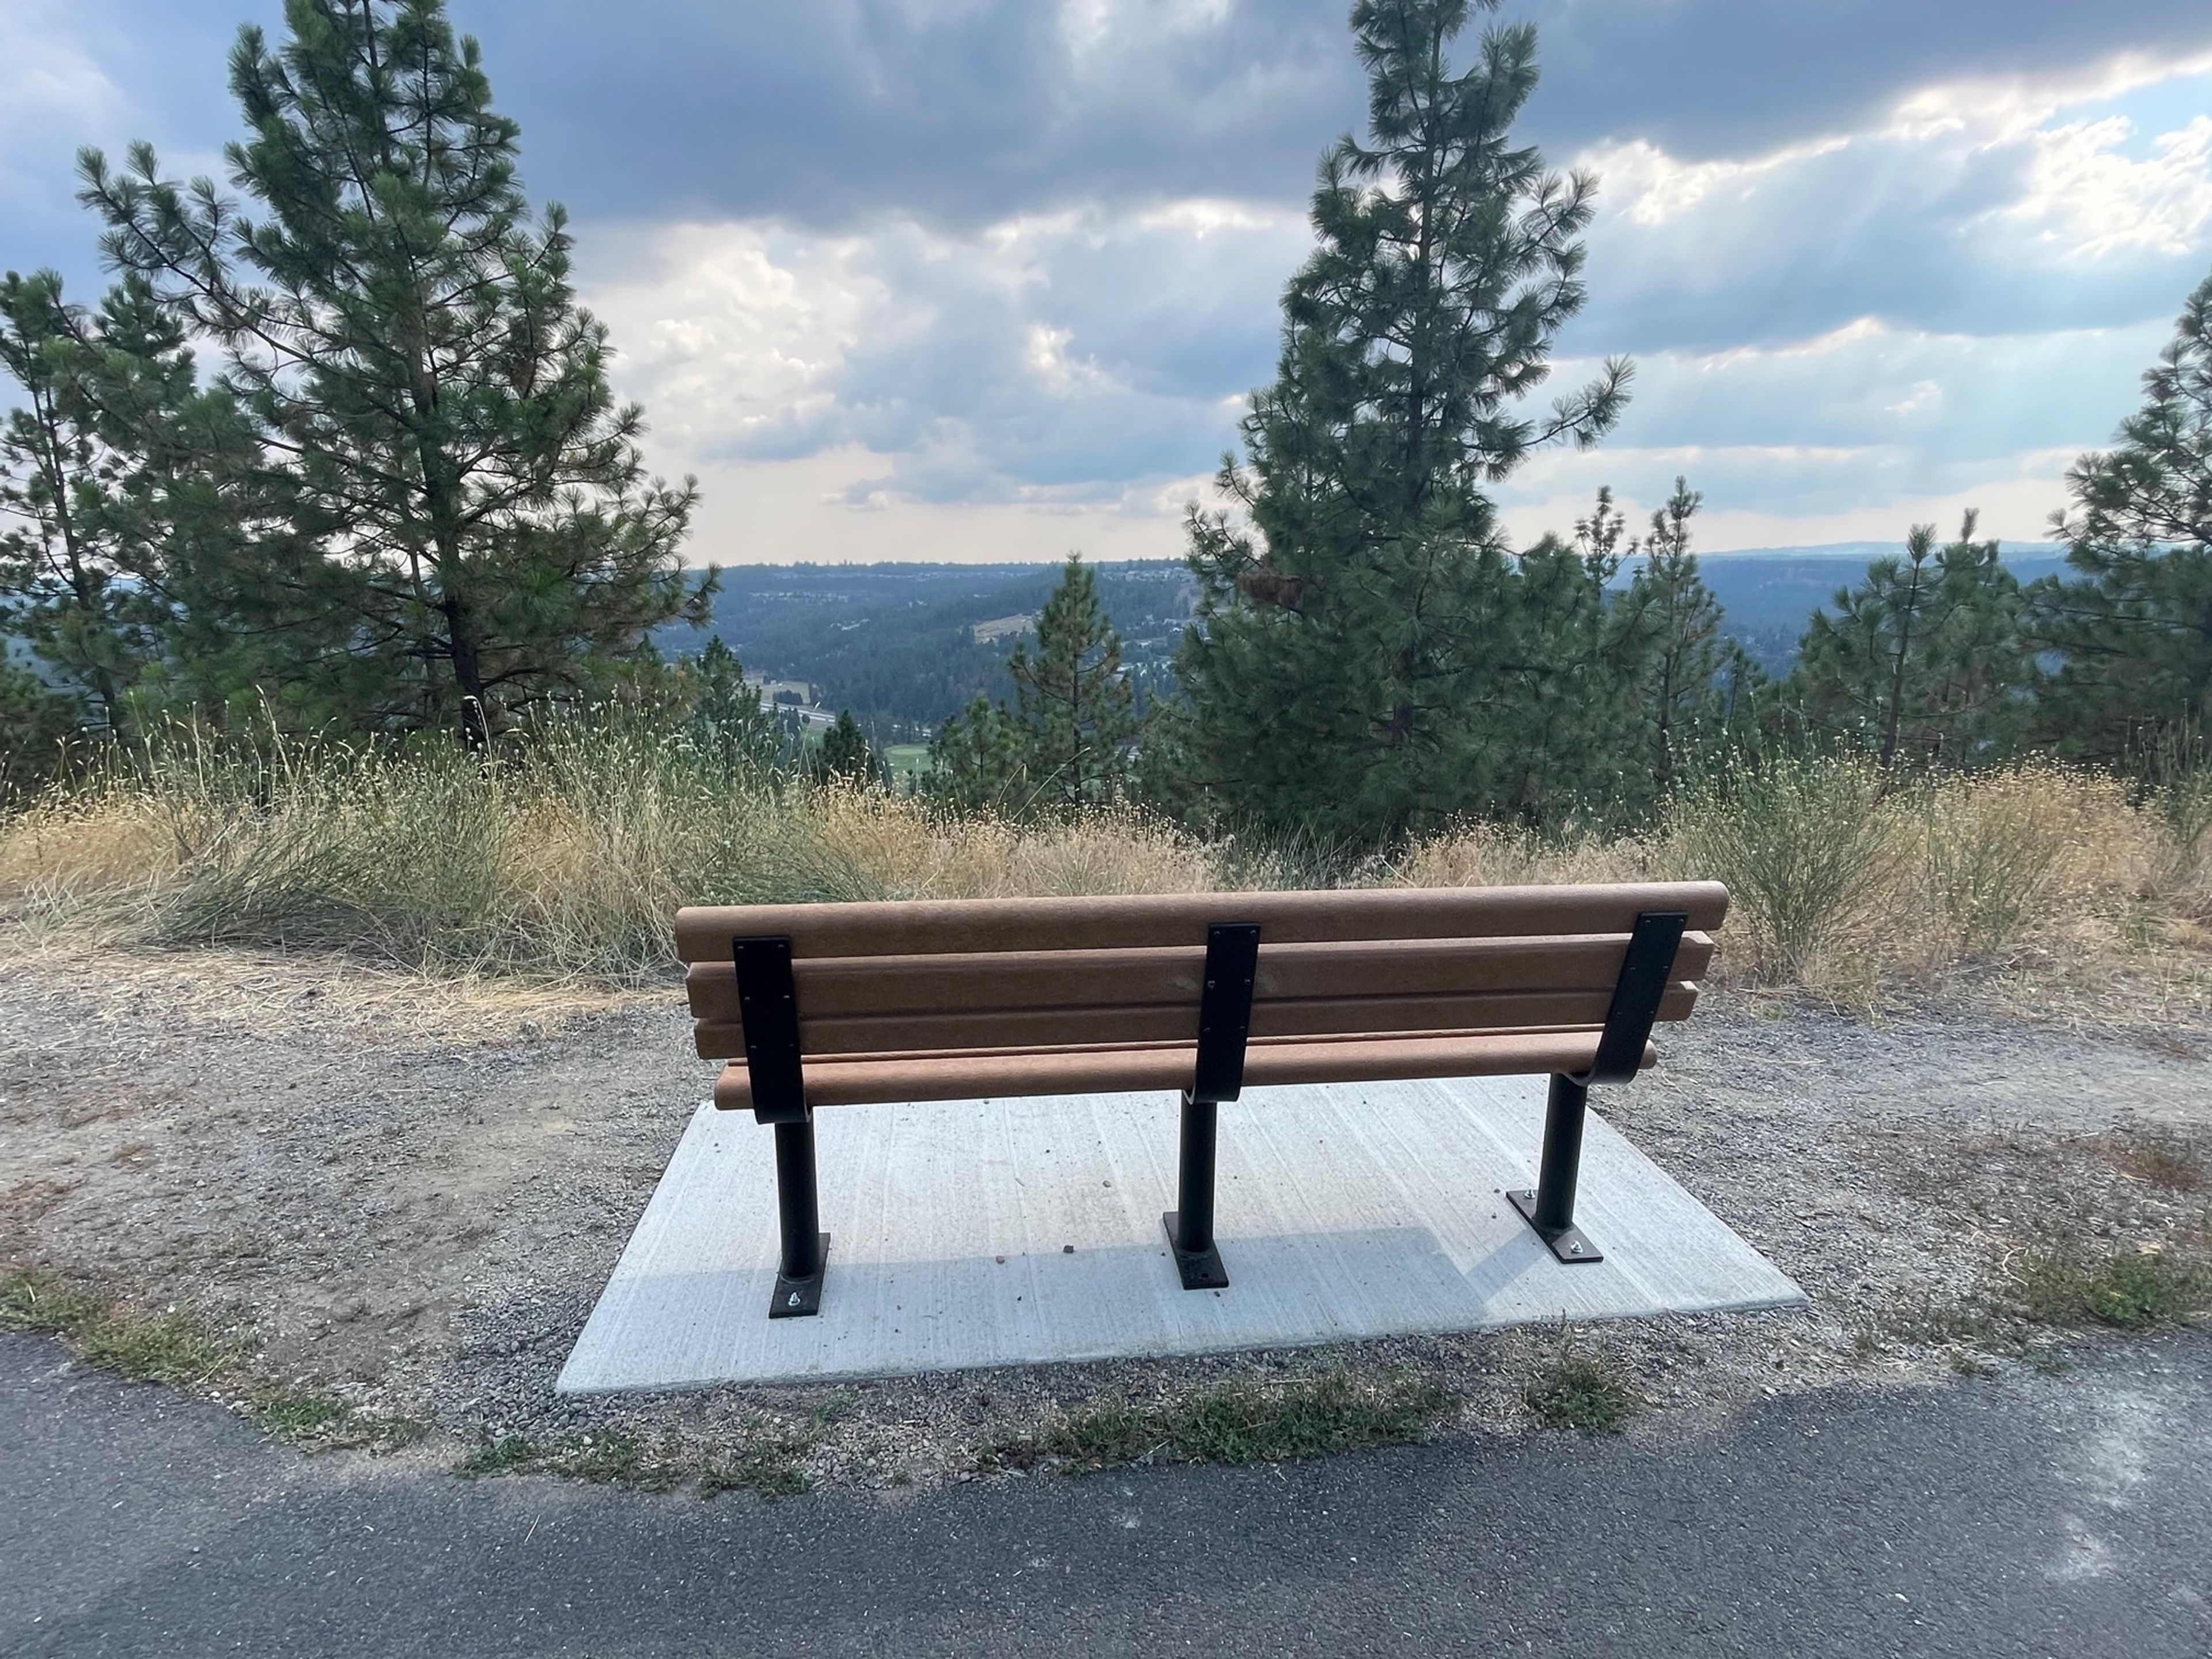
[675,880,1728,1319]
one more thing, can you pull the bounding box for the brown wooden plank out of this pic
[710,1031,1655,1109]
[690,983,1698,1059]
[675,881,1729,962]
[684,932,1718,1022]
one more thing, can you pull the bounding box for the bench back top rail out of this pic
[675,881,1726,1110]
[675,881,1725,962]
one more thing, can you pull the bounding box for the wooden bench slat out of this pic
[690,983,1699,1060]
[684,932,1715,1022]
[710,1030,1656,1109]
[675,881,1728,963]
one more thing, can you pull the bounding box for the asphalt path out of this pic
[6,1330,2209,1658]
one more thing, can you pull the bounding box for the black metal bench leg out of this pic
[1509,1073,1605,1265]
[1162,1090,1230,1290]
[770,1114,831,1317]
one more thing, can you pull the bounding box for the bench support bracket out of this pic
[769,1116,831,1318]
[734,934,831,1317]
[1162,922,1260,1290]
[1510,910,1688,1266]
[1509,1075,1604,1265]
[1164,1096,1230,1290]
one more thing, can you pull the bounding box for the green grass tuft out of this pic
[249,1389,425,1451]
[698,1447,810,1500]
[1003,1369,1449,1473]
[454,1435,540,1478]
[2012,1244,2212,1331]
[1,1270,249,1385]
[1523,1331,1638,1435]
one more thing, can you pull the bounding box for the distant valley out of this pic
[664,544,2072,741]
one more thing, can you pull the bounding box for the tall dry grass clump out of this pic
[2,724,2207,1014]
[0,721,1233,983]
[1660,755,2184,1004]
[1664,753,1904,987]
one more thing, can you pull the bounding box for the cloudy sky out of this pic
[6,0,2212,562]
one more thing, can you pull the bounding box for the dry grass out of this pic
[3,730,2210,1021]
[1399,758,2212,1018]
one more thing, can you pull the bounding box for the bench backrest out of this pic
[676,881,1728,1111]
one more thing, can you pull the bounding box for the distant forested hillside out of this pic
[1689,546,2067,675]
[661,562,1195,737]
[660,546,2066,735]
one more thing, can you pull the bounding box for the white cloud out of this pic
[1886,47,2212,146]
[1059,0,1233,61]
[579,198,1304,532]
[1573,53,2212,350]
[0,2,123,209]
[1497,315,2166,548]
[2001,115,2212,258]
[573,42,2212,563]
[587,222,888,456]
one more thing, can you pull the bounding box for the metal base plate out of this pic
[1506,1191,1604,1264]
[768,1234,831,1317]
[1161,1212,1230,1290]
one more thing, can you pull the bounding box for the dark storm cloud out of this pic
[449,0,2212,228]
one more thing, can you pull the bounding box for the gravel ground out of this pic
[3,938,2207,1491]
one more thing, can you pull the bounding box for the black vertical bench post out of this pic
[1509,911,1688,1266]
[733,935,831,1317]
[1164,922,1260,1290]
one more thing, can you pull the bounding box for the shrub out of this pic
[1914,767,2075,959]
[1666,752,1901,984]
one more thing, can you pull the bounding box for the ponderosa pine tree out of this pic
[2031,270,2212,761]
[929,694,1027,813]
[813,708,885,787]
[1006,555,1137,808]
[0,270,150,733]
[931,554,1138,812]
[1607,476,1733,787]
[1173,0,1630,840]
[677,635,783,772]
[1790,512,2025,768]
[1482,487,1635,821]
[78,0,710,747]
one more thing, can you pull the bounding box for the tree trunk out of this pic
[440,582,491,751]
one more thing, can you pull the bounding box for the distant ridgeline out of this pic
[658,546,2068,737]
[1680,543,2068,677]
[658,562,1196,737]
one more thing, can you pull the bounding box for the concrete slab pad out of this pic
[558,1077,1804,1391]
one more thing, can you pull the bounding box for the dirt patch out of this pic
[3,938,2207,1491]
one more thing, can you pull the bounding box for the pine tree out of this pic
[1005,555,1138,809]
[2031,270,2212,760]
[0,657,85,798]
[0,271,146,733]
[77,0,711,747]
[1482,490,1633,823]
[929,694,1028,813]
[1173,0,1630,841]
[813,708,884,787]
[1607,476,1729,788]
[930,555,1139,813]
[1791,512,2025,767]
[677,635,782,772]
